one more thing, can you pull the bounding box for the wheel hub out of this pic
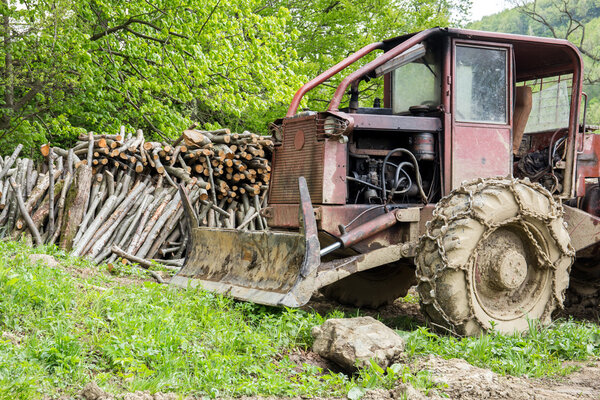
[473,224,551,321]
[490,249,528,290]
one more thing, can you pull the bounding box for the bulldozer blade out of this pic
[170,177,321,307]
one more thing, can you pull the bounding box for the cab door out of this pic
[451,41,513,188]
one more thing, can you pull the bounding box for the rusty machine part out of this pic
[320,261,417,308]
[416,178,574,336]
[565,259,600,314]
[176,27,600,336]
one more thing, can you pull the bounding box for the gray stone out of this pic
[79,382,114,400]
[29,253,59,268]
[311,316,405,371]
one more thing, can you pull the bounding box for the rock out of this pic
[79,382,114,400]
[123,392,178,400]
[357,384,429,400]
[391,384,429,400]
[29,253,59,268]
[311,316,405,371]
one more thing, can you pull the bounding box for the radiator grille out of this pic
[269,116,324,203]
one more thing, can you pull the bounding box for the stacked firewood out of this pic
[0,126,273,267]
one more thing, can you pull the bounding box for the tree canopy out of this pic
[0,0,469,154]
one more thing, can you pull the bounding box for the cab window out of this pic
[455,45,508,124]
[391,46,441,114]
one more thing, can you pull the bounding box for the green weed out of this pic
[402,318,600,377]
[347,360,446,400]
[0,241,350,397]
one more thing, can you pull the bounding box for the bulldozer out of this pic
[171,27,600,336]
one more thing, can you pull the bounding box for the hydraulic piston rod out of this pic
[320,209,401,257]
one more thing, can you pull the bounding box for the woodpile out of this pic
[0,126,273,268]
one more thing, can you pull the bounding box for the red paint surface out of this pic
[452,125,512,187]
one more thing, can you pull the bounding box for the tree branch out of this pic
[90,17,188,42]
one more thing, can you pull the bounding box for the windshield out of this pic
[391,45,441,114]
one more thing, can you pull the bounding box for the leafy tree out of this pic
[0,0,302,152]
[0,0,471,154]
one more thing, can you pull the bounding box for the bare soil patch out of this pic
[414,356,600,400]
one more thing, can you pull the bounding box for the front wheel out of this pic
[416,178,574,336]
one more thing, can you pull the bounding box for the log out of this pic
[127,192,172,255]
[110,246,166,284]
[53,147,81,165]
[85,182,147,258]
[152,258,183,267]
[148,192,197,259]
[9,177,42,246]
[24,168,63,215]
[252,194,265,230]
[17,178,64,237]
[72,192,103,245]
[115,194,154,251]
[48,149,55,239]
[0,144,23,181]
[50,172,73,244]
[135,191,182,259]
[182,129,212,148]
[71,192,120,257]
[59,164,92,250]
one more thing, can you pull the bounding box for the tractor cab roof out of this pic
[383,27,582,81]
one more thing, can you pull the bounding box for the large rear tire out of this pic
[321,262,416,308]
[416,178,574,336]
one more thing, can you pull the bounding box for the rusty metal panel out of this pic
[563,205,600,252]
[270,115,325,203]
[322,138,347,204]
[174,228,306,293]
[575,133,600,197]
[450,40,513,188]
[266,203,429,253]
[451,125,512,187]
[172,177,322,307]
[350,114,441,132]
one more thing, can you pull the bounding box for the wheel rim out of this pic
[471,223,552,321]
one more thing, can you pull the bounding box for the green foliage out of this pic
[261,0,471,110]
[347,360,445,399]
[0,0,304,154]
[0,0,470,155]
[0,240,348,397]
[3,240,600,397]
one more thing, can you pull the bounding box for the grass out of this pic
[1,240,600,398]
[0,241,350,398]
[401,319,600,378]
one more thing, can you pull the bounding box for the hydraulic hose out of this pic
[382,148,427,203]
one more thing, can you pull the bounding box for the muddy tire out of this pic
[321,262,417,308]
[416,178,574,336]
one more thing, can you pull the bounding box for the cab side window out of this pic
[455,45,508,124]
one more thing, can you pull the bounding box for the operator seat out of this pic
[513,85,533,154]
